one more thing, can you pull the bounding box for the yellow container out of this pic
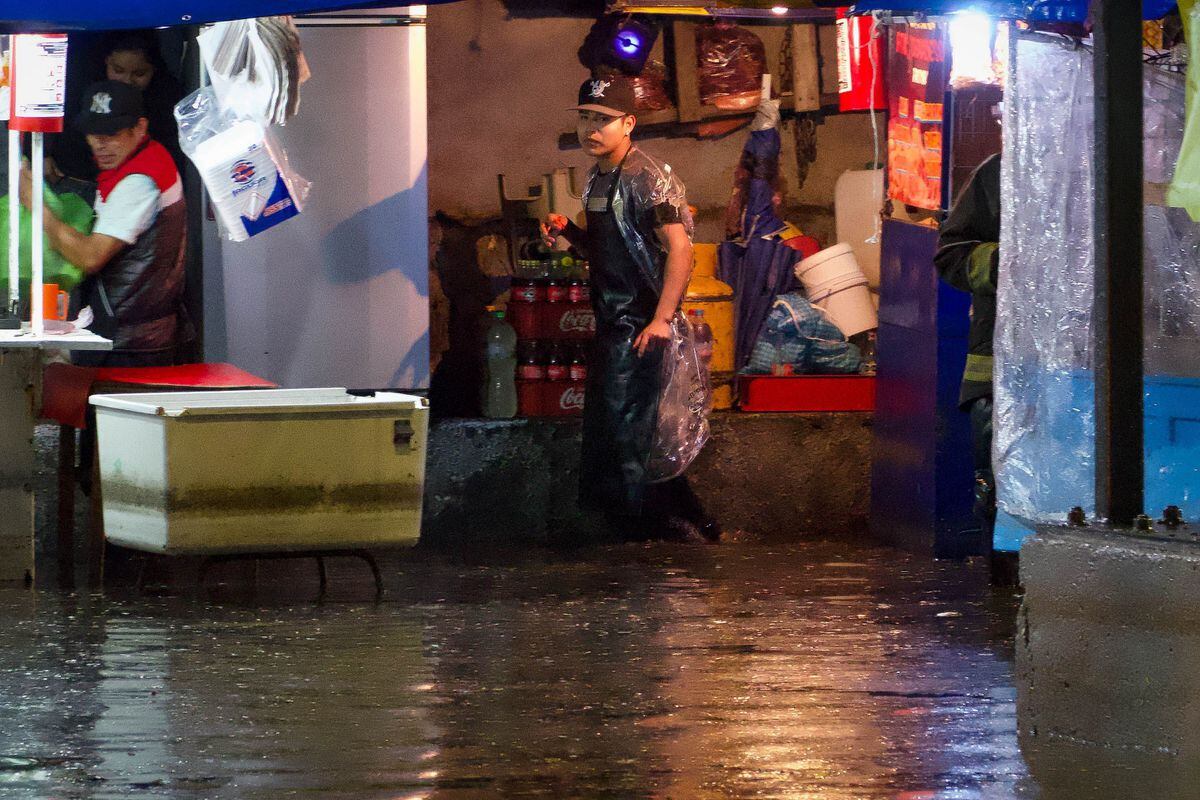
[683,243,735,409]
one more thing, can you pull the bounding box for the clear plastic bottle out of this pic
[689,308,714,370]
[482,306,518,418]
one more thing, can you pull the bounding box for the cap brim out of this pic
[569,103,629,117]
[73,112,139,135]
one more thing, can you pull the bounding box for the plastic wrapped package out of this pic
[198,17,308,126]
[696,22,766,111]
[175,87,310,242]
[596,61,672,112]
[741,294,862,375]
[995,35,1200,526]
[645,312,711,483]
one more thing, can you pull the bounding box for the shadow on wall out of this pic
[323,184,429,286]
[429,211,511,417]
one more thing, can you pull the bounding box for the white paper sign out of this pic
[12,34,67,119]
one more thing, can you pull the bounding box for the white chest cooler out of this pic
[90,388,429,555]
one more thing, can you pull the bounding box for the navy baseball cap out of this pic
[571,76,638,117]
[74,81,146,135]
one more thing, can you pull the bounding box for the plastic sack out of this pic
[198,17,307,126]
[1168,3,1200,219]
[175,87,310,242]
[742,293,862,375]
[645,312,711,484]
[0,187,93,298]
[697,22,766,111]
[597,61,672,112]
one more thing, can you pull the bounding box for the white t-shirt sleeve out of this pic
[93,174,160,245]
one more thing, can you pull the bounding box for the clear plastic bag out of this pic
[198,17,307,127]
[697,22,766,111]
[645,312,712,484]
[175,87,310,242]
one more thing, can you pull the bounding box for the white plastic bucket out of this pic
[795,243,879,337]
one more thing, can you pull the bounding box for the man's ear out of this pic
[624,114,636,135]
[135,117,150,138]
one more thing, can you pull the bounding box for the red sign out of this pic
[10,34,67,133]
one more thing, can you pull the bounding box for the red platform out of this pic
[41,362,277,429]
[737,375,876,412]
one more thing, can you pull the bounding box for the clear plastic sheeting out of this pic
[645,312,711,484]
[995,34,1200,525]
[994,36,1095,523]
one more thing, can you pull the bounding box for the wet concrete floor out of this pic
[0,540,1191,799]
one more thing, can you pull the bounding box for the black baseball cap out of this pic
[73,81,146,135]
[571,76,638,117]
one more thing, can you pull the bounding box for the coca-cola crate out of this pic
[510,301,595,341]
[517,380,586,417]
[737,375,876,412]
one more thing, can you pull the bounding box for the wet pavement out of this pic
[0,540,1190,799]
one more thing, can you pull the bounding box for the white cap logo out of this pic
[90,92,112,114]
[589,79,611,99]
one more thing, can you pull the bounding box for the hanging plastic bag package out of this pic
[175,86,310,242]
[644,313,712,484]
[1167,1,1200,220]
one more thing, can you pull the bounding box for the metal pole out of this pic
[1092,0,1144,527]
[30,131,42,336]
[7,130,18,316]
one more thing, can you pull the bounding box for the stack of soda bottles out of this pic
[510,255,595,416]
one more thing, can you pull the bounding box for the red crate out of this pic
[510,301,595,341]
[517,380,587,417]
[737,375,876,412]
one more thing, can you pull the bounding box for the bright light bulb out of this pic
[771,5,789,14]
[949,12,995,85]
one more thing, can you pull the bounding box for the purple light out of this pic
[615,32,642,56]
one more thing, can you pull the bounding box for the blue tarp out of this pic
[0,1,447,32]
[850,0,1176,22]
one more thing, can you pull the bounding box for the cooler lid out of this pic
[90,387,428,417]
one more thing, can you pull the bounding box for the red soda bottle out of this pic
[546,341,568,381]
[569,342,588,382]
[518,340,546,381]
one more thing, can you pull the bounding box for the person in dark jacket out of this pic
[21,80,186,368]
[934,153,1001,550]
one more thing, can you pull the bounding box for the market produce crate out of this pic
[90,388,429,554]
[737,375,875,412]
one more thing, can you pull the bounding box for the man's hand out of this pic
[17,162,33,211]
[633,317,672,358]
[540,213,569,249]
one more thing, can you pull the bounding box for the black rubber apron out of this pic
[579,155,664,516]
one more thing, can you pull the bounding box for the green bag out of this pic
[0,187,95,301]
[1168,1,1200,221]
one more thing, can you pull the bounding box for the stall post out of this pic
[5,130,16,324]
[1092,0,1145,527]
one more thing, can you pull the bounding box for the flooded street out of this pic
[0,540,1186,799]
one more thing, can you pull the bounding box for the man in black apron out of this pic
[544,77,718,542]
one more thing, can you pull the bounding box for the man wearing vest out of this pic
[20,80,186,367]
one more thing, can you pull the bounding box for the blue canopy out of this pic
[0,1,452,32]
[850,0,1176,21]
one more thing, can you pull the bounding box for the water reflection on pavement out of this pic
[0,541,1187,799]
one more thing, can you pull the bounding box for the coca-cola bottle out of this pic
[512,260,539,304]
[689,309,714,371]
[545,260,567,304]
[518,340,546,381]
[569,342,589,383]
[546,341,568,381]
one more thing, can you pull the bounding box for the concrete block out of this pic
[1018,526,1200,755]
